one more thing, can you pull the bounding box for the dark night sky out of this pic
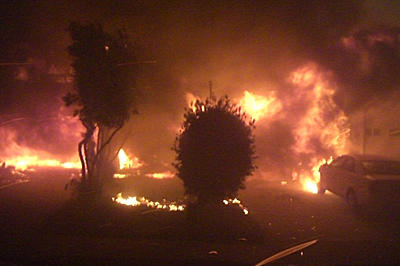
[1,0,400,170]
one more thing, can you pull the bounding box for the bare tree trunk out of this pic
[92,125,123,168]
[77,125,96,191]
[78,140,86,183]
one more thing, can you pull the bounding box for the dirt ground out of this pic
[1,169,400,265]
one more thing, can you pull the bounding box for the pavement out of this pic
[1,169,400,264]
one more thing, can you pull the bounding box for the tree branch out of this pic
[92,125,123,168]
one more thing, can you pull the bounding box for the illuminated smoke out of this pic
[0,119,81,171]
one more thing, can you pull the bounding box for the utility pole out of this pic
[362,108,366,155]
[0,62,32,66]
[208,80,216,101]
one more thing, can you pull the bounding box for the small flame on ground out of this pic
[300,157,333,194]
[113,193,249,215]
[118,149,143,170]
[112,193,185,211]
[222,197,249,215]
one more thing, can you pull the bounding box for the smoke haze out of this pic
[1,0,400,175]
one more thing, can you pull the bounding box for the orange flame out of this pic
[185,92,201,112]
[239,90,282,121]
[145,170,175,179]
[118,149,143,170]
[112,193,185,211]
[113,193,249,215]
[290,64,349,193]
[4,156,80,171]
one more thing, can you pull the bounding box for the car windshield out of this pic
[361,160,400,175]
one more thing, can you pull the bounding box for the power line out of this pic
[0,62,33,66]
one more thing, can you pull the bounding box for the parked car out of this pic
[318,154,400,210]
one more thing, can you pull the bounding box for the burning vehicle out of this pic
[319,154,400,210]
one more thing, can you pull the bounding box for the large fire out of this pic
[185,74,348,194]
[0,136,80,171]
[289,64,349,193]
[2,62,348,197]
[0,112,82,171]
[232,68,348,194]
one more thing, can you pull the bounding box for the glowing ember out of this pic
[118,149,143,170]
[113,173,126,179]
[145,171,175,179]
[112,193,249,215]
[222,197,249,215]
[239,90,282,121]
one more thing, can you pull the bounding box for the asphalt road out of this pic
[1,170,400,264]
[240,179,400,264]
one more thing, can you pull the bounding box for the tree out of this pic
[173,96,256,205]
[64,22,137,193]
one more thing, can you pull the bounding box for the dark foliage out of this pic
[64,22,138,191]
[173,96,256,204]
[64,22,137,129]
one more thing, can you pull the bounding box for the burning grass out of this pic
[42,171,263,243]
[43,195,264,243]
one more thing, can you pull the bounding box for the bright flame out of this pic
[239,90,282,121]
[302,179,318,194]
[0,113,82,171]
[113,173,126,179]
[113,193,141,207]
[4,156,80,171]
[145,171,175,179]
[295,157,334,194]
[289,64,349,193]
[118,149,143,170]
[185,92,201,112]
